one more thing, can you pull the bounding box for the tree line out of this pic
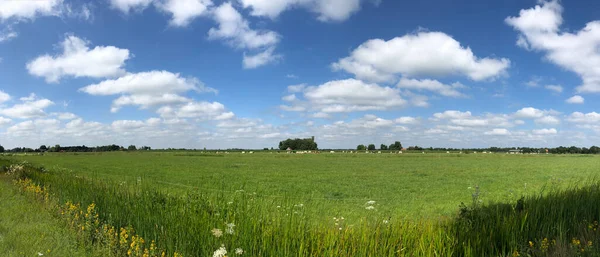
[357,141,403,151]
[0,144,151,153]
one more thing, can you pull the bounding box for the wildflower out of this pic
[227,201,233,205]
[213,245,227,257]
[528,241,534,248]
[365,206,375,210]
[383,220,389,224]
[226,223,235,235]
[235,248,244,255]
[572,238,581,246]
[588,241,593,247]
[512,250,519,257]
[366,200,376,205]
[211,228,223,238]
[37,252,43,256]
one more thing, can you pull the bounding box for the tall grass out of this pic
[5,159,600,256]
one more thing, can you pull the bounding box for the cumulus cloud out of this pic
[79,70,216,112]
[302,79,406,113]
[0,0,63,21]
[566,95,584,104]
[484,128,511,136]
[0,116,11,126]
[332,31,510,83]
[506,1,600,93]
[514,107,545,119]
[397,78,467,97]
[208,2,280,68]
[0,94,54,119]
[544,84,563,93]
[155,0,213,27]
[535,115,560,125]
[532,128,557,135]
[238,0,372,22]
[567,112,600,124]
[109,0,153,13]
[0,90,10,104]
[395,116,418,125]
[27,34,130,83]
[243,47,281,69]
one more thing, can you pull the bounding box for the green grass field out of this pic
[9,152,600,218]
[4,152,600,256]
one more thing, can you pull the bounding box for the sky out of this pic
[1,0,600,149]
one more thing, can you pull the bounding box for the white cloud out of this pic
[397,78,466,97]
[567,112,600,124]
[158,101,230,120]
[311,112,330,119]
[433,110,472,120]
[208,2,279,49]
[525,76,542,87]
[544,84,563,93]
[109,0,153,13]
[155,0,212,27]
[506,1,600,93]
[0,116,11,126]
[238,0,368,22]
[0,27,17,42]
[208,2,280,68]
[514,107,544,119]
[27,35,130,83]
[535,115,560,125]
[332,31,510,83]
[280,105,305,112]
[243,47,281,69]
[395,116,418,125]
[0,95,54,119]
[302,79,406,113]
[532,128,557,135]
[0,90,10,104]
[282,94,296,102]
[79,70,216,112]
[0,0,63,21]
[484,128,510,136]
[287,84,306,93]
[52,112,77,120]
[566,95,584,104]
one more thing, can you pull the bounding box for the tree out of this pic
[380,144,388,150]
[39,145,48,152]
[389,141,402,150]
[0,145,4,152]
[263,148,269,151]
[367,144,376,151]
[127,145,137,151]
[278,138,318,150]
[357,144,366,151]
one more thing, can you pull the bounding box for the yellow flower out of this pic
[512,250,520,257]
[528,241,534,248]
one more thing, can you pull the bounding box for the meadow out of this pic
[3,151,600,256]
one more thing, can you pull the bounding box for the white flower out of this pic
[226,223,235,234]
[365,206,375,210]
[227,201,233,205]
[211,228,223,238]
[235,248,244,255]
[383,220,389,224]
[213,245,227,257]
[366,200,376,205]
[37,253,43,256]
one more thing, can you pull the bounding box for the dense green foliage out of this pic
[278,138,318,150]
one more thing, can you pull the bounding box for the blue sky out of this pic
[1,0,600,149]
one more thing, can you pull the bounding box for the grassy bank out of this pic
[0,172,103,257]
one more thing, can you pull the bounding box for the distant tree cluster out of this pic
[0,144,152,153]
[357,141,403,151]
[279,138,318,150]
